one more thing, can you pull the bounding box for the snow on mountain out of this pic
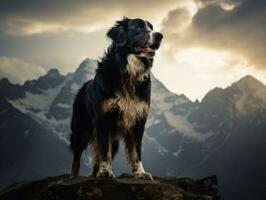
[231,75,266,115]
[232,75,266,92]
[5,58,204,148]
[1,58,266,199]
[164,111,214,141]
[150,75,189,112]
[3,59,266,160]
[73,58,97,84]
[1,58,202,178]
[4,59,98,143]
[4,69,70,142]
[9,86,63,115]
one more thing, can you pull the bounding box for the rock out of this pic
[0,174,219,200]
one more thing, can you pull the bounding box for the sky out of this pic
[0,0,265,101]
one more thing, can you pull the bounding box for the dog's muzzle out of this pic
[135,32,163,58]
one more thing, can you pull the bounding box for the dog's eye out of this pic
[136,26,143,31]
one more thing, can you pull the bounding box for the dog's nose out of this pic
[154,32,163,40]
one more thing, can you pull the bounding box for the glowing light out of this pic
[185,2,198,16]
[175,48,234,70]
[220,2,237,11]
[153,47,266,101]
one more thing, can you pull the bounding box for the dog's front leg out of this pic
[125,120,153,180]
[95,122,115,178]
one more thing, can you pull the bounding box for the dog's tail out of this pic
[70,81,94,154]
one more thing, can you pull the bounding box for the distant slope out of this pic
[0,58,266,199]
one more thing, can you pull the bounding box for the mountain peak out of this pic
[73,58,97,83]
[231,74,265,90]
[79,58,97,69]
[0,77,10,85]
[46,68,61,78]
[202,75,266,102]
[0,78,12,91]
[242,74,257,80]
[22,68,64,92]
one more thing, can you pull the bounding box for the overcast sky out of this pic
[0,0,265,100]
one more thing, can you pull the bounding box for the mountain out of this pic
[0,70,72,188]
[0,58,266,199]
[185,75,266,200]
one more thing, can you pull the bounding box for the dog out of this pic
[70,17,163,180]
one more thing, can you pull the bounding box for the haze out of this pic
[0,0,265,100]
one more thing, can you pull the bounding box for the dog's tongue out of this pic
[143,47,156,53]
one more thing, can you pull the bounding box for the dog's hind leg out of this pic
[91,162,99,177]
[70,129,91,176]
[90,142,100,177]
[112,139,119,160]
[71,148,82,176]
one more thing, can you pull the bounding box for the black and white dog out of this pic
[70,17,163,180]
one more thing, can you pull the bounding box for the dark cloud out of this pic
[162,0,266,69]
[0,0,181,75]
[0,0,186,73]
[0,0,178,35]
[161,8,191,34]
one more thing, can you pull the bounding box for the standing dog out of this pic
[70,17,163,180]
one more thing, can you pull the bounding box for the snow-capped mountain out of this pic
[185,75,266,200]
[0,73,72,188]
[0,58,266,199]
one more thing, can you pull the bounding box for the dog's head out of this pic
[107,17,163,58]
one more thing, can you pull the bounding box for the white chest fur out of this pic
[117,92,148,128]
[101,54,150,129]
[102,92,149,129]
[126,54,150,82]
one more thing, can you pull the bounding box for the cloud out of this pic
[0,0,265,101]
[0,0,182,36]
[0,56,46,84]
[161,8,191,35]
[161,0,266,70]
[153,47,266,101]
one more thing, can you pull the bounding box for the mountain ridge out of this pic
[2,66,264,104]
[0,58,266,199]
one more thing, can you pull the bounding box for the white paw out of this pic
[133,172,153,180]
[97,170,115,178]
[132,161,153,180]
[96,161,115,178]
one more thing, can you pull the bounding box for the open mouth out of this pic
[134,43,161,58]
[142,47,157,53]
[134,45,158,53]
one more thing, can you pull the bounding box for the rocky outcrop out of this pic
[0,174,219,200]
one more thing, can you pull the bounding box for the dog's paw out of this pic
[97,170,115,178]
[131,161,153,180]
[96,161,115,178]
[133,172,153,180]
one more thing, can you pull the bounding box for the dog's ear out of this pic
[107,17,128,46]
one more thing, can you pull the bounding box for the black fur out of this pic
[70,17,163,177]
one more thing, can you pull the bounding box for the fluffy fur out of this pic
[70,17,163,180]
